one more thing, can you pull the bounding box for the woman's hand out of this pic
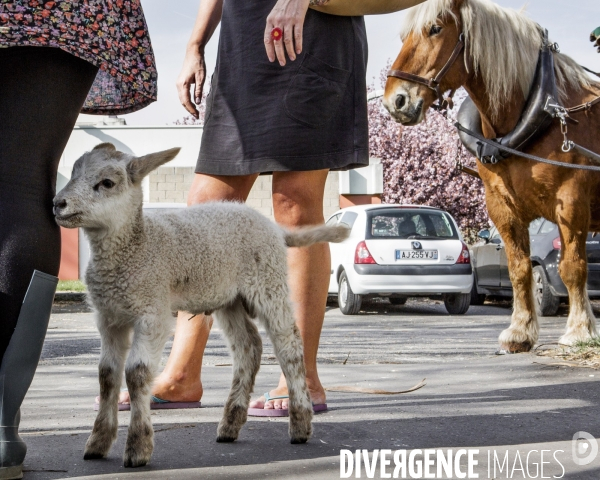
[177,0,223,117]
[176,47,207,118]
[264,0,311,66]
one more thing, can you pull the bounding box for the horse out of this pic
[383,0,600,352]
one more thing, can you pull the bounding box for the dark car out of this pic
[470,218,600,315]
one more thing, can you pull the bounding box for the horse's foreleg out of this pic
[557,220,598,345]
[495,218,539,352]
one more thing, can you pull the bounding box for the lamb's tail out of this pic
[283,224,350,248]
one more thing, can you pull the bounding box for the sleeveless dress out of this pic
[197,0,369,175]
[0,0,156,114]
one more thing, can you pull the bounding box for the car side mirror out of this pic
[477,229,491,243]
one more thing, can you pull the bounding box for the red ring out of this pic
[271,27,283,41]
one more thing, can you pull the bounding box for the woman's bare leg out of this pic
[118,173,258,404]
[249,169,330,410]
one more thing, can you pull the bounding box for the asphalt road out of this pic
[17,299,600,479]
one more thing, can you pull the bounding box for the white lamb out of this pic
[53,143,349,468]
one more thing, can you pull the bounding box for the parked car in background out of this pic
[470,218,600,315]
[327,205,473,315]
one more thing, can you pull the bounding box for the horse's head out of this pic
[383,0,467,125]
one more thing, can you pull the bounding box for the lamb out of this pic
[53,143,350,468]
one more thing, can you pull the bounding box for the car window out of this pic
[539,220,556,235]
[339,212,358,230]
[528,218,544,235]
[325,214,341,226]
[366,209,458,239]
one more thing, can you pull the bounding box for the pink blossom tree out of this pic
[369,79,489,243]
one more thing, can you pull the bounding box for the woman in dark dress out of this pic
[117,0,369,415]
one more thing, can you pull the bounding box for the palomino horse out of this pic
[384,0,600,352]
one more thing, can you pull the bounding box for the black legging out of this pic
[0,47,98,366]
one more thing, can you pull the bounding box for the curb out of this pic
[54,291,87,302]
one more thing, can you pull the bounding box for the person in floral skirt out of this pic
[0,2,156,478]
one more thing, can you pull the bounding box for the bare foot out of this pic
[117,372,203,404]
[249,372,326,410]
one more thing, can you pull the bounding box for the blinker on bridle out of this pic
[387,33,465,112]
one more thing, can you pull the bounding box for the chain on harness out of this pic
[546,102,575,153]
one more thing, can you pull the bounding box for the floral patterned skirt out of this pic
[0,0,157,115]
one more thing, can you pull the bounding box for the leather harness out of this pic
[457,29,560,164]
[387,34,465,111]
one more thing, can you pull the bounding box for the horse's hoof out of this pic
[559,331,592,346]
[216,435,236,443]
[498,342,532,353]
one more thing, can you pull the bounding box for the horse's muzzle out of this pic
[383,92,424,126]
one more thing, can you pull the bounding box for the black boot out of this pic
[0,271,58,480]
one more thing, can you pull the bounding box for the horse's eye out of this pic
[429,24,442,36]
[101,179,115,189]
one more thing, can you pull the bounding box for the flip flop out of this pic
[247,392,328,417]
[93,389,201,411]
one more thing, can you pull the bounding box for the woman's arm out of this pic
[176,0,224,118]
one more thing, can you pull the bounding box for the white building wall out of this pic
[59,124,341,220]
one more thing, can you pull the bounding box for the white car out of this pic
[327,205,473,315]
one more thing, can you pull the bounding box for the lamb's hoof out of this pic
[83,451,106,460]
[290,436,309,444]
[123,432,153,468]
[289,407,312,444]
[497,342,532,354]
[83,433,113,460]
[123,450,151,468]
[216,409,243,443]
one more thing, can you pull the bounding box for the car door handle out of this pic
[496,245,504,251]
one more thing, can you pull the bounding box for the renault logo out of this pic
[411,241,422,250]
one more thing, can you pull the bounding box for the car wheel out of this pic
[443,293,471,315]
[338,271,362,315]
[470,276,486,306]
[532,265,560,316]
[389,297,408,306]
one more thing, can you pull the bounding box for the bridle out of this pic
[387,34,465,111]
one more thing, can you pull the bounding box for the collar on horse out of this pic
[455,29,600,169]
[457,29,559,164]
[387,34,465,111]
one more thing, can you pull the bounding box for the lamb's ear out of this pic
[92,142,116,152]
[127,147,181,184]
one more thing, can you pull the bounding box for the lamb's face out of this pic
[54,143,181,230]
[54,149,136,230]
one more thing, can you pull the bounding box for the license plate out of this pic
[395,250,438,260]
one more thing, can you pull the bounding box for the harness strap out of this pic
[431,34,466,84]
[387,34,465,110]
[455,122,600,171]
[582,66,600,78]
[386,70,438,88]
[565,96,600,114]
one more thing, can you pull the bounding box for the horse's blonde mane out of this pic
[401,0,595,121]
